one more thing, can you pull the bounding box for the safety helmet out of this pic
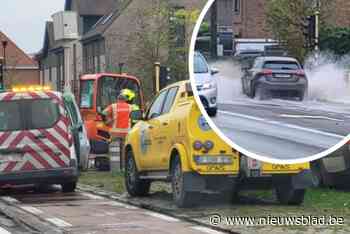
[120,89,136,102]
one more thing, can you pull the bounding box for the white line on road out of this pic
[219,110,345,139]
[81,192,105,200]
[0,227,11,234]
[20,206,43,215]
[0,197,19,204]
[46,218,73,228]
[145,212,180,222]
[191,226,225,234]
[280,114,344,122]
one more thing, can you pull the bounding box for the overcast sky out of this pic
[0,0,65,54]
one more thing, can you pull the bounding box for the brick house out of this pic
[231,0,350,39]
[38,0,206,98]
[0,31,39,88]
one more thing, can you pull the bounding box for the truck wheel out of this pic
[62,182,77,193]
[275,186,305,205]
[207,107,217,117]
[125,150,150,197]
[171,157,196,208]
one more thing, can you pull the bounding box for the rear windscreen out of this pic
[0,102,22,131]
[263,61,300,70]
[27,99,60,130]
[0,99,60,132]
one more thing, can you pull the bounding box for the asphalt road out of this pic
[208,58,350,160]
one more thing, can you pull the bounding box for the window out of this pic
[194,54,209,74]
[263,61,300,70]
[147,90,168,119]
[97,76,141,110]
[0,101,22,131]
[162,87,179,114]
[27,99,60,130]
[234,0,240,14]
[80,80,94,108]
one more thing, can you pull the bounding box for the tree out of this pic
[266,0,333,61]
[319,27,350,57]
[127,0,199,100]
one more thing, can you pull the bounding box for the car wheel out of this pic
[125,150,150,197]
[207,107,217,117]
[275,185,305,205]
[255,85,267,100]
[298,91,305,101]
[62,182,77,193]
[171,157,196,208]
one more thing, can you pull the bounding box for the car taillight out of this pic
[295,70,306,77]
[259,69,273,76]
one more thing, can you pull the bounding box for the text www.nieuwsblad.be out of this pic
[209,214,345,226]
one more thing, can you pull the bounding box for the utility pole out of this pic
[314,0,321,51]
[210,1,217,58]
[1,41,7,90]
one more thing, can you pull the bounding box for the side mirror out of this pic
[211,67,219,75]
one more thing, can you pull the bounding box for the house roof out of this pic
[81,0,133,41]
[0,31,38,67]
[65,0,120,16]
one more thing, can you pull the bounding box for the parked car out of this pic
[312,142,350,188]
[0,86,79,192]
[241,56,308,100]
[193,51,218,117]
[63,92,90,171]
[123,81,314,207]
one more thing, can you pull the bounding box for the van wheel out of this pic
[125,150,150,196]
[62,182,77,193]
[255,85,266,100]
[275,186,305,205]
[171,157,196,208]
[207,107,217,117]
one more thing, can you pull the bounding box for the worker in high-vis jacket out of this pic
[103,91,133,135]
[120,89,141,126]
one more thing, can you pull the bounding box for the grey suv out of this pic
[241,56,308,100]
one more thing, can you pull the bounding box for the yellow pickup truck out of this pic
[123,81,315,207]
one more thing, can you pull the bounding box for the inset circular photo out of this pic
[189,0,350,164]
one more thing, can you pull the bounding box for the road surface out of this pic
[0,186,224,234]
[208,58,350,160]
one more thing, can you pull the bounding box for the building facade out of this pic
[0,31,39,88]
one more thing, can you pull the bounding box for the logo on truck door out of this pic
[140,124,151,154]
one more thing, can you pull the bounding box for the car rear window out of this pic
[27,99,60,130]
[263,61,300,70]
[0,99,60,132]
[0,102,22,131]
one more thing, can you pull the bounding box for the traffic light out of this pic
[159,66,171,90]
[302,16,316,49]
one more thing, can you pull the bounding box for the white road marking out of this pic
[20,206,43,215]
[191,226,225,234]
[145,212,180,222]
[0,227,11,234]
[82,193,105,200]
[1,197,19,204]
[280,114,344,122]
[219,110,345,139]
[46,218,73,228]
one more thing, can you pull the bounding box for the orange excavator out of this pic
[78,73,144,155]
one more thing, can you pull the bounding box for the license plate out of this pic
[206,165,225,171]
[274,74,291,78]
[262,163,309,173]
[0,154,22,163]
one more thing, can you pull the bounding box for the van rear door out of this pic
[0,92,71,174]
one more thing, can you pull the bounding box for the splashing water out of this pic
[305,52,350,102]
